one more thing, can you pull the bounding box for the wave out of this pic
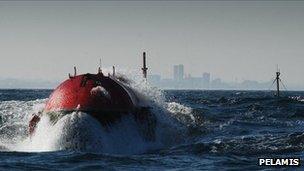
[0,75,197,154]
[165,132,304,156]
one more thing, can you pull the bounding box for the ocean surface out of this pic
[0,89,304,170]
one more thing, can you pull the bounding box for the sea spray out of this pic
[1,89,304,170]
[0,73,196,154]
[0,99,46,148]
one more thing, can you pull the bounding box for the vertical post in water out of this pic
[74,66,77,76]
[276,71,280,97]
[112,66,115,76]
[142,52,148,79]
[98,58,102,74]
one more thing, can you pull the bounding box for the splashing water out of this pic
[0,74,195,154]
[1,88,304,169]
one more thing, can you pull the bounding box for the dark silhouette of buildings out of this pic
[148,64,276,90]
[149,64,211,89]
[173,64,184,81]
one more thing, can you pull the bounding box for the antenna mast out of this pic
[98,58,102,74]
[142,52,148,79]
[276,69,280,97]
[112,66,115,76]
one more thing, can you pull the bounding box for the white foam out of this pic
[12,111,161,154]
[0,72,197,154]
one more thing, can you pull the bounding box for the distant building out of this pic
[148,74,161,86]
[202,72,210,88]
[211,78,222,89]
[160,78,175,89]
[173,64,184,81]
[184,75,203,89]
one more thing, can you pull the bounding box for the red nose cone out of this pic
[44,73,134,113]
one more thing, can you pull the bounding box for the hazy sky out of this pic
[0,1,303,87]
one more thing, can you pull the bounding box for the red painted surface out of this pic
[29,73,156,140]
[44,73,134,113]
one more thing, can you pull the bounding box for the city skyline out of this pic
[0,1,303,88]
[0,63,298,90]
[148,64,292,90]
